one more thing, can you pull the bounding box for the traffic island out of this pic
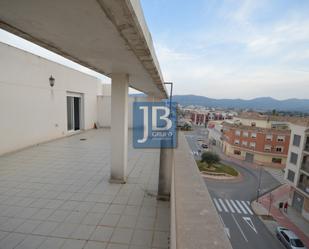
[197,161,240,180]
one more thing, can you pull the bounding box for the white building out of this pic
[284,123,309,221]
[0,42,152,156]
[0,42,101,155]
[207,122,223,148]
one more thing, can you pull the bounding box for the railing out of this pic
[170,132,232,249]
[301,162,309,174]
[297,182,309,195]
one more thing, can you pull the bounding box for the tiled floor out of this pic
[0,129,170,249]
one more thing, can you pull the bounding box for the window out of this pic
[266,134,272,141]
[276,146,283,153]
[234,139,240,145]
[251,132,257,139]
[277,135,285,142]
[234,150,241,155]
[272,158,282,164]
[243,131,248,137]
[287,169,295,182]
[281,232,290,242]
[264,145,271,152]
[249,142,256,149]
[235,130,241,136]
[293,134,301,147]
[290,152,298,165]
[242,141,248,146]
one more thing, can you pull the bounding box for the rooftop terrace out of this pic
[0,129,169,249]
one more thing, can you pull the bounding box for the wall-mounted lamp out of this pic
[49,75,55,87]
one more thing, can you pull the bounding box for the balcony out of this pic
[301,155,309,174]
[304,136,309,153]
[297,173,309,196]
[0,129,231,249]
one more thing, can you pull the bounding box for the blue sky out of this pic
[1,0,309,99]
[140,0,309,99]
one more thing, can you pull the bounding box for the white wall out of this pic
[0,42,101,155]
[97,92,149,129]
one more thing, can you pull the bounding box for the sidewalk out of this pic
[256,184,309,248]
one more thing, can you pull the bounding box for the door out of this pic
[245,153,254,163]
[292,191,304,213]
[67,96,81,131]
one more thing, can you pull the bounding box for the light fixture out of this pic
[49,75,55,87]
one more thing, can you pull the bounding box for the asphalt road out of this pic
[185,126,285,249]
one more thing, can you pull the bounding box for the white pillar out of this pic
[110,73,129,183]
[158,147,174,201]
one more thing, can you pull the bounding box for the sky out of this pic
[140,0,309,99]
[1,0,309,100]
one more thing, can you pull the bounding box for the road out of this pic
[185,126,285,249]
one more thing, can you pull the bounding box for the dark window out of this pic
[272,158,282,164]
[234,150,241,155]
[281,232,290,242]
[287,170,295,182]
[290,152,298,165]
[293,134,301,147]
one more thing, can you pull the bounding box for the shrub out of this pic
[201,151,220,166]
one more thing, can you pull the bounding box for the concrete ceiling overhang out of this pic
[0,0,168,99]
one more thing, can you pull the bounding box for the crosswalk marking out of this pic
[219,198,229,212]
[213,198,222,212]
[212,198,254,215]
[230,200,241,214]
[241,201,253,215]
[225,199,235,213]
[236,200,248,214]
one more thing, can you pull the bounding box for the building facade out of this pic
[222,118,291,168]
[284,123,309,221]
[0,42,100,155]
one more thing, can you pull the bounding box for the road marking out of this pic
[247,201,250,205]
[242,201,253,215]
[219,215,231,239]
[213,198,254,215]
[219,198,229,212]
[232,214,248,242]
[225,199,235,213]
[243,217,258,234]
[236,200,248,214]
[230,200,241,214]
[213,198,222,212]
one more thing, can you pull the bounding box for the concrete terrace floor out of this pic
[0,129,170,249]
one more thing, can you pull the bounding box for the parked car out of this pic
[201,144,208,149]
[276,227,306,249]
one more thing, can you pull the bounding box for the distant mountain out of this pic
[172,95,309,113]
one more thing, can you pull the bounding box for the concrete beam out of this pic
[110,73,129,183]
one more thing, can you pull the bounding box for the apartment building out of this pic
[222,115,291,168]
[284,123,309,221]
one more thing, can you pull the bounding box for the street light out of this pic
[49,75,55,87]
[164,82,173,114]
[256,165,263,202]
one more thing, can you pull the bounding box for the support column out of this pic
[110,73,129,183]
[158,146,174,201]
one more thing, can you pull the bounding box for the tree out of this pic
[201,151,220,166]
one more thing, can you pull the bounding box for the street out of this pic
[185,126,285,249]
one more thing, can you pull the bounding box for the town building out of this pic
[284,122,309,221]
[207,121,224,148]
[222,114,291,168]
